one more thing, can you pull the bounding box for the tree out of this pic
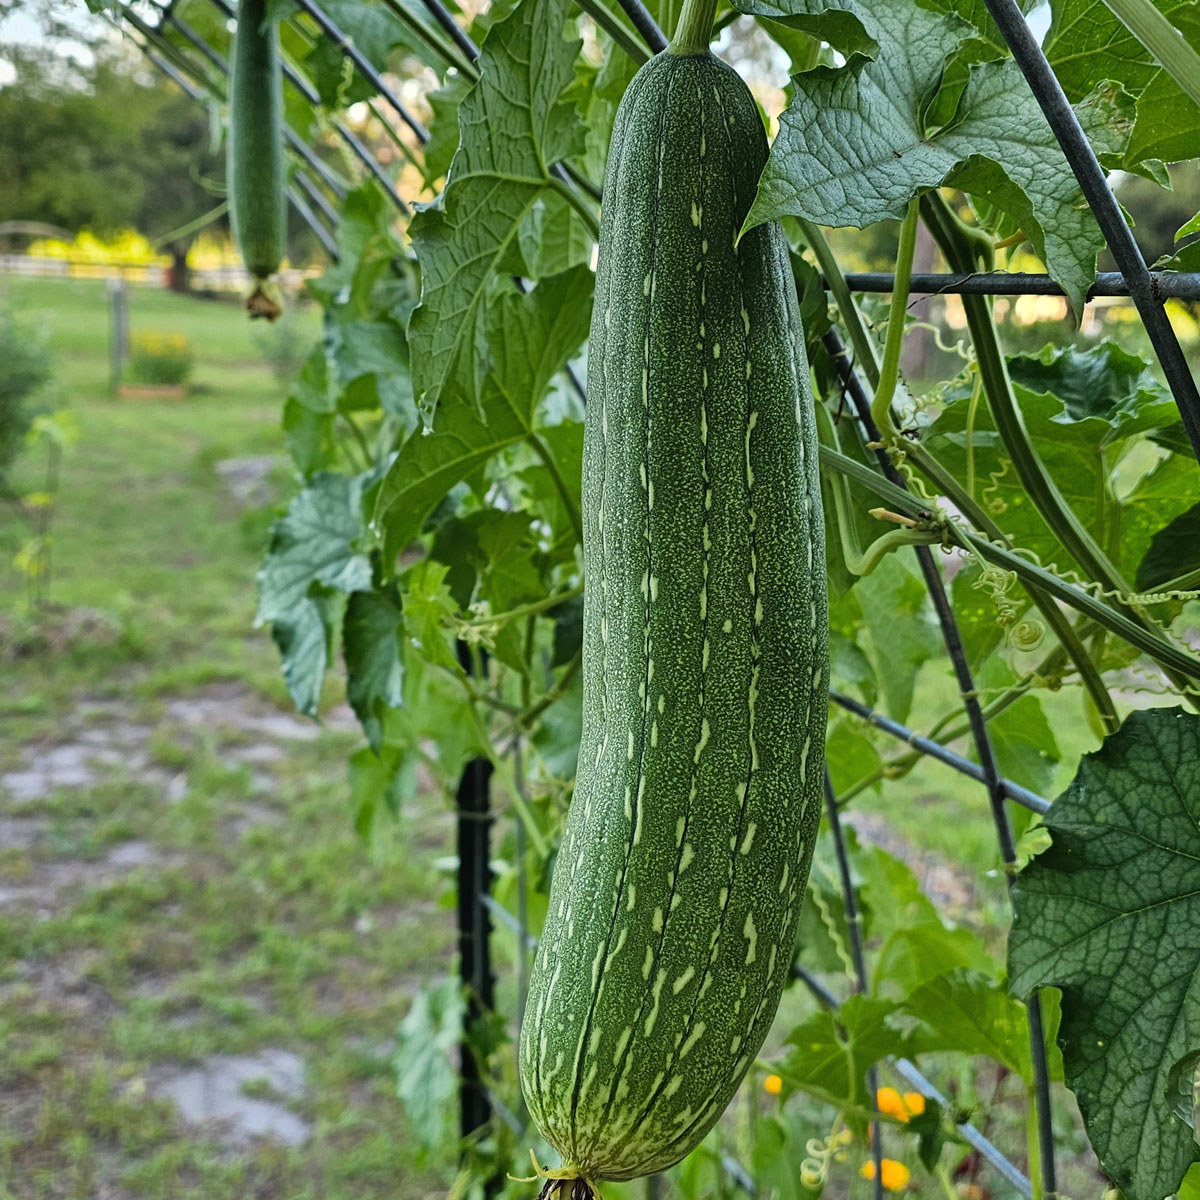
[0,40,224,290]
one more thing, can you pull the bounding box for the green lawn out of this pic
[0,276,455,1200]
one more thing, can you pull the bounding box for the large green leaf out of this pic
[1045,0,1200,167]
[377,266,593,556]
[343,586,405,752]
[393,977,465,1153]
[856,553,940,722]
[739,0,1128,313]
[906,968,1032,1078]
[1136,501,1200,592]
[1009,708,1200,1200]
[257,473,373,623]
[777,995,913,1110]
[407,0,587,414]
[257,473,377,715]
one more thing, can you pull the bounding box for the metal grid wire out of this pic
[109,0,1200,1194]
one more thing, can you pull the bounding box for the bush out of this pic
[0,310,52,481]
[127,331,194,386]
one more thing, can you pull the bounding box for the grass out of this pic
[0,275,456,1200]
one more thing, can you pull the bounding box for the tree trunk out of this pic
[166,241,190,294]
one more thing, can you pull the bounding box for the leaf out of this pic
[732,0,878,58]
[377,267,593,556]
[518,190,594,277]
[422,73,472,186]
[1006,341,1179,445]
[257,473,373,624]
[1044,0,1200,168]
[983,688,1061,797]
[407,0,587,414]
[906,968,1032,1078]
[283,344,337,475]
[1125,7,1200,165]
[857,554,940,722]
[332,319,417,431]
[1136,501,1200,592]
[741,0,1129,313]
[393,976,465,1153]
[344,586,405,752]
[779,995,914,1109]
[1008,707,1200,1200]
[858,845,993,996]
[268,589,340,717]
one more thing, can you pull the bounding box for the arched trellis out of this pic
[107,0,1200,1195]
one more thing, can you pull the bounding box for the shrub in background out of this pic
[0,309,52,482]
[127,331,194,387]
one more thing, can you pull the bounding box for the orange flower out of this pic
[763,1074,783,1095]
[860,1158,911,1191]
[876,1087,926,1122]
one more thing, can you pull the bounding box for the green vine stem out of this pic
[548,175,601,241]
[456,582,585,629]
[798,217,881,388]
[919,191,1198,704]
[804,209,1118,729]
[528,431,585,542]
[871,196,921,437]
[819,442,1200,688]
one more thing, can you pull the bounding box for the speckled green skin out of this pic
[228,0,285,281]
[518,49,829,1183]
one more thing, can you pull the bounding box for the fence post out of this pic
[108,276,128,394]
[456,638,501,1194]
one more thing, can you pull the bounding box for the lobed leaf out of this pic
[407,0,587,415]
[1008,707,1200,1200]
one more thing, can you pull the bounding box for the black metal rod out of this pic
[290,0,430,143]
[838,270,1200,301]
[417,0,481,62]
[828,689,1050,815]
[456,752,498,1173]
[614,0,668,53]
[837,338,1060,1199]
[822,769,884,1200]
[292,165,342,229]
[981,0,1200,461]
[286,185,339,259]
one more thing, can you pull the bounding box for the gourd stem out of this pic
[668,0,718,55]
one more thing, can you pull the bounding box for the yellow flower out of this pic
[860,1158,911,1191]
[763,1074,783,1095]
[876,1087,926,1122]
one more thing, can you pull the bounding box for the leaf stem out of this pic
[457,583,584,629]
[799,218,880,387]
[871,196,921,437]
[573,0,650,65]
[548,174,601,241]
[528,431,585,542]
